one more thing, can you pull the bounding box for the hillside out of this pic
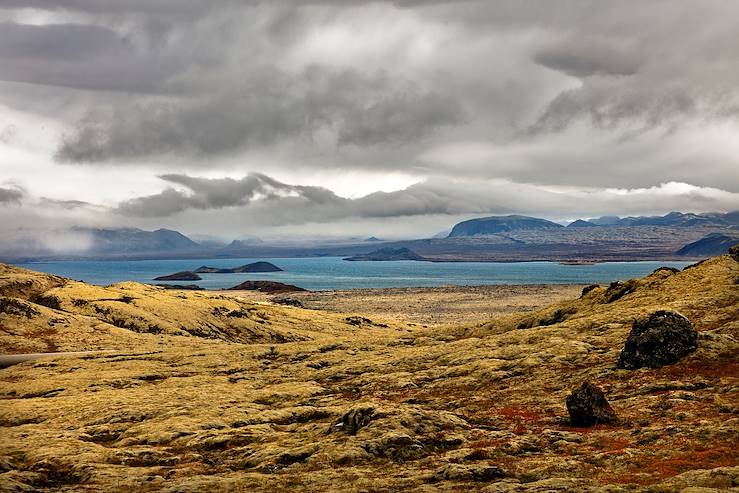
[448,215,563,237]
[77,227,201,255]
[0,255,737,492]
[567,219,598,228]
[676,233,739,257]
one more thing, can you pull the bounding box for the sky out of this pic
[1,0,739,243]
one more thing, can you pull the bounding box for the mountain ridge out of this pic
[448,215,564,237]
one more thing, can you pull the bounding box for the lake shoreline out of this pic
[12,256,695,291]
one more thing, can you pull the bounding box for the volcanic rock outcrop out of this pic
[617,310,698,369]
[566,381,618,427]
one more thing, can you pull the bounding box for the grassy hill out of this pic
[0,256,737,491]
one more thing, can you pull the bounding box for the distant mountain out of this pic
[591,211,739,228]
[676,233,739,257]
[75,227,200,255]
[448,215,563,237]
[344,247,426,261]
[431,229,452,239]
[222,238,266,251]
[589,216,624,226]
[567,219,598,228]
[365,236,383,242]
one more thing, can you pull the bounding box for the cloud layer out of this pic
[114,173,739,228]
[1,1,739,240]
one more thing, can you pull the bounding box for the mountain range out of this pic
[587,211,739,228]
[3,211,738,262]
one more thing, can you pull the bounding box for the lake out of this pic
[14,257,694,291]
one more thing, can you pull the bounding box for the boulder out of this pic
[617,310,697,369]
[565,381,618,427]
[328,407,375,435]
[730,244,739,261]
[429,464,506,483]
[580,284,600,298]
[361,433,426,461]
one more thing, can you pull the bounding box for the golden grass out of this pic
[0,258,737,492]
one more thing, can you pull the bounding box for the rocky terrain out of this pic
[0,253,737,492]
[243,284,583,327]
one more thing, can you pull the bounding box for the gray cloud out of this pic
[0,22,179,93]
[1,0,739,237]
[0,186,24,205]
[38,198,95,209]
[56,68,461,162]
[115,173,333,217]
[114,173,739,230]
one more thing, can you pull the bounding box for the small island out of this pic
[153,271,202,281]
[344,247,427,261]
[194,262,283,274]
[227,280,306,294]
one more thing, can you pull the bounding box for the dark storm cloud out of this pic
[0,186,24,205]
[115,173,330,217]
[56,68,462,162]
[2,0,739,228]
[0,22,177,92]
[30,0,735,169]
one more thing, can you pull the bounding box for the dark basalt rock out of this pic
[580,284,600,298]
[361,434,426,461]
[429,464,506,483]
[566,381,618,427]
[604,279,638,303]
[730,244,739,261]
[0,297,41,318]
[273,297,304,308]
[617,310,697,369]
[328,407,375,435]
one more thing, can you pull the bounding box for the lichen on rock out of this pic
[617,310,698,369]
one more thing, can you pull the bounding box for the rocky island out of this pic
[344,247,426,261]
[227,280,307,294]
[194,262,283,274]
[152,271,202,281]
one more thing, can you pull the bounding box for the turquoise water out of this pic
[14,257,693,291]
